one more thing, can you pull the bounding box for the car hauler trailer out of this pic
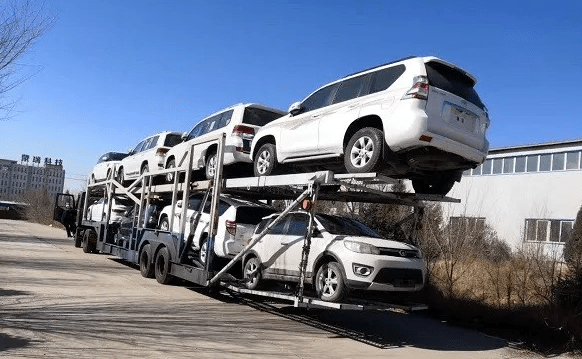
[55,134,459,311]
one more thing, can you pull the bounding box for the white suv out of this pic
[163,103,285,180]
[157,193,276,264]
[244,211,426,302]
[251,56,490,195]
[116,131,182,184]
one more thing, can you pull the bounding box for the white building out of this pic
[0,158,65,201]
[447,139,582,258]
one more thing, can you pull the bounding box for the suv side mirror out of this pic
[288,102,302,116]
[181,132,188,141]
[176,200,183,208]
[312,228,322,237]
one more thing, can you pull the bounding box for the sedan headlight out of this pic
[344,240,380,254]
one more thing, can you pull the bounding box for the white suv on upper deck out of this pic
[163,103,285,180]
[116,131,182,185]
[250,56,490,195]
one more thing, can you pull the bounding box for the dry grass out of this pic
[425,251,581,355]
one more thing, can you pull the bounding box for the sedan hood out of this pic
[338,235,419,251]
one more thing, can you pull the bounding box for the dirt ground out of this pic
[0,219,562,358]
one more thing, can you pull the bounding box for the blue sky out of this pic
[1,0,581,192]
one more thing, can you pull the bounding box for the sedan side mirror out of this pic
[181,132,188,141]
[176,200,183,208]
[288,101,302,116]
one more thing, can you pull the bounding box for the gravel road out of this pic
[0,219,545,358]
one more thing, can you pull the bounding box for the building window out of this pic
[566,151,580,170]
[524,219,574,243]
[482,159,492,175]
[552,153,565,171]
[492,158,503,174]
[472,164,482,176]
[539,154,551,172]
[503,157,514,173]
[527,155,538,172]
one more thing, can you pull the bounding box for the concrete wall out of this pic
[445,160,582,259]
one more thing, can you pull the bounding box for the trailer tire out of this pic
[243,256,262,290]
[139,244,154,278]
[315,261,347,302]
[74,230,83,248]
[82,229,96,254]
[155,246,173,284]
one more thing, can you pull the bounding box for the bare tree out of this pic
[0,0,52,118]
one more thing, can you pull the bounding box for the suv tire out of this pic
[315,261,347,302]
[344,127,383,173]
[243,256,262,290]
[254,143,277,176]
[205,152,217,180]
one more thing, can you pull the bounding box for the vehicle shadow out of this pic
[188,286,508,352]
[0,333,30,352]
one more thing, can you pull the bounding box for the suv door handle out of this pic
[311,114,321,119]
[348,103,359,109]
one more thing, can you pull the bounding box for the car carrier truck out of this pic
[55,134,458,311]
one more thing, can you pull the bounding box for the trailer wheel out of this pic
[243,256,262,290]
[82,229,96,254]
[155,246,173,284]
[139,244,154,278]
[74,230,83,248]
[315,261,347,302]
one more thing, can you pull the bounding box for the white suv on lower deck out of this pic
[251,56,490,195]
[244,211,426,302]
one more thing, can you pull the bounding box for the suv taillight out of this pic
[232,125,255,137]
[225,220,237,235]
[402,75,429,100]
[156,147,169,156]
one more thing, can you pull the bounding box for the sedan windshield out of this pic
[316,214,381,238]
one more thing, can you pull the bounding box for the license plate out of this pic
[447,105,476,132]
[394,279,415,287]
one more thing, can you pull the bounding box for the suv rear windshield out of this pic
[164,134,182,147]
[236,207,277,224]
[242,107,283,126]
[425,61,485,110]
